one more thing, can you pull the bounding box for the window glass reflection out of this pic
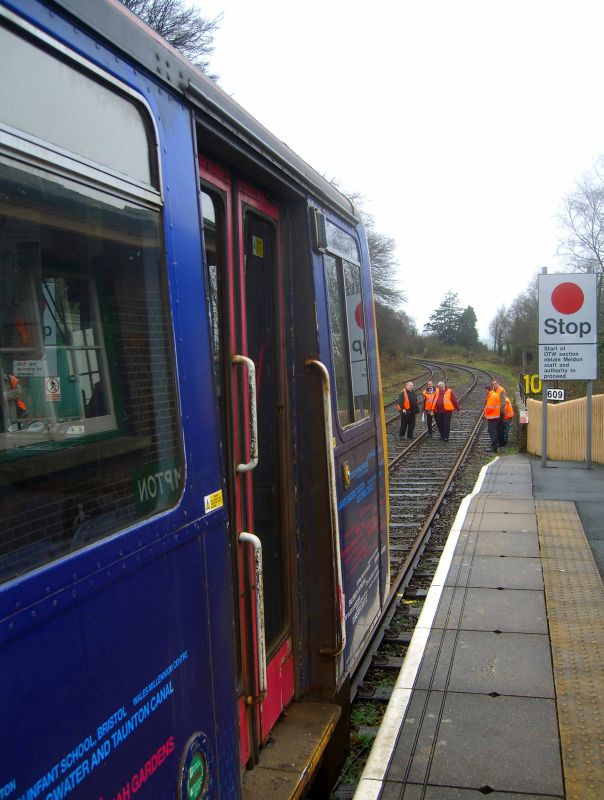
[326,219,360,263]
[323,225,370,426]
[0,155,181,582]
[0,25,154,185]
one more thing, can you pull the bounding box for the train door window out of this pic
[0,152,180,584]
[323,222,370,426]
[244,211,288,648]
[201,191,224,406]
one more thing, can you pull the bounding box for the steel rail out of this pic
[384,364,447,427]
[384,361,434,412]
[388,363,476,467]
[383,363,435,412]
[350,364,488,697]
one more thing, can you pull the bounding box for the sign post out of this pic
[541,380,548,469]
[538,271,598,467]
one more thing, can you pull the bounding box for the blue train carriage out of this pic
[0,0,389,798]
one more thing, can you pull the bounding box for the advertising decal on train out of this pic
[338,445,382,658]
[11,651,189,800]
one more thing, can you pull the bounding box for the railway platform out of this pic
[354,454,604,800]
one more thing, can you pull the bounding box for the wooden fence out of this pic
[526,394,604,463]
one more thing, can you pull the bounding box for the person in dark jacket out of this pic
[398,381,419,439]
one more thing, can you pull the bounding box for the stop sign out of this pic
[538,273,597,344]
[538,272,598,380]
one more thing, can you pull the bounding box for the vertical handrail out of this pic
[239,532,267,703]
[305,357,346,657]
[232,355,258,473]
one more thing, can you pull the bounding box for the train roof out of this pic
[47,0,360,223]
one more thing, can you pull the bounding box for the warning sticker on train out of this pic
[252,236,264,258]
[45,376,61,401]
[204,490,224,514]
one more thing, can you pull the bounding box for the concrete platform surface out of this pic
[354,454,604,800]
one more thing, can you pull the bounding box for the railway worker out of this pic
[422,380,436,436]
[398,381,419,439]
[501,394,514,446]
[430,380,461,441]
[2,371,27,431]
[484,380,507,452]
[490,379,508,447]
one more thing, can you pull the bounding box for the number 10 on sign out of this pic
[523,374,542,395]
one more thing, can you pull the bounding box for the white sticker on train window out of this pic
[13,360,46,377]
[204,489,224,513]
[252,236,264,258]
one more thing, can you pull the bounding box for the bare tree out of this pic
[488,305,511,355]
[120,0,222,74]
[362,213,406,310]
[507,276,539,366]
[558,159,604,277]
[375,303,419,357]
[558,161,604,373]
[326,183,412,355]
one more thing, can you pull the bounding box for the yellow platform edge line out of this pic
[536,499,604,800]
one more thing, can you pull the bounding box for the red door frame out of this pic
[236,179,295,742]
[199,158,294,766]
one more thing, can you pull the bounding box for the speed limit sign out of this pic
[546,388,565,401]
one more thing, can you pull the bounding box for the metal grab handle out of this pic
[239,532,267,703]
[305,357,346,657]
[232,355,259,473]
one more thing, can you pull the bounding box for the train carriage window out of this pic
[0,24,154,186]
[0,154,181,583]
[323,222,370,426]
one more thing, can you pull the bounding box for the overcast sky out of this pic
[197,0,604,341]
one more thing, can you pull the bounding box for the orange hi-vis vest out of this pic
[433,388,455,411]
[9,374,26,412]
[504,397,514,420]
[422,388,435,411]
[397,389,410,411]
[484,389,501,419]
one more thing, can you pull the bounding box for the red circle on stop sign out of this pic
[551,282,584,314]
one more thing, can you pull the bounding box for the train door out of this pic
[199,159,294,767]
[317,213,387,668]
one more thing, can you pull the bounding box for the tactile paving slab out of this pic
[536,499,604,800]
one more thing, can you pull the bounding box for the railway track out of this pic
[385,361,447,451]
[383,362,437,425]
[323,361,503,799]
